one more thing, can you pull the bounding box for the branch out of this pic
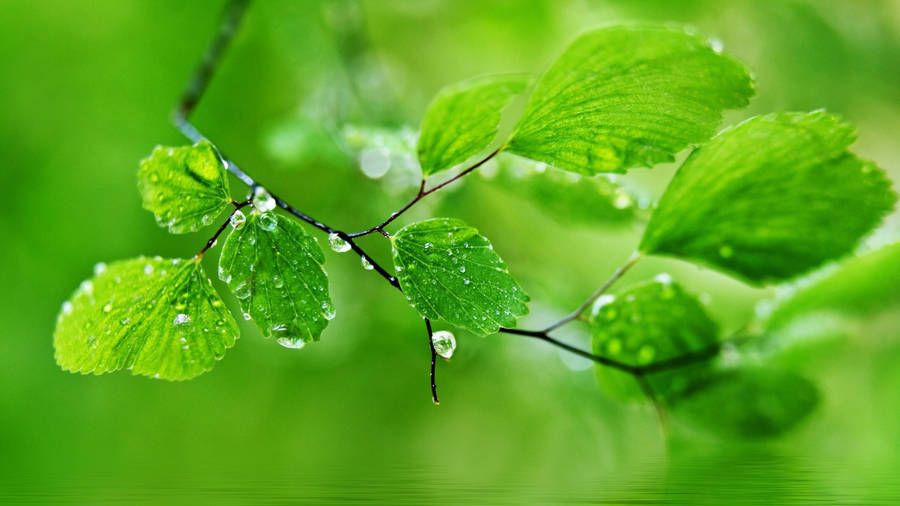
[424,318,439,405]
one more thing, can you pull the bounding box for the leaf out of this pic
[218,209,333,348]
[487,153,640,226]
[641,111,898,285]
[589,278,719,400]
[765,242,900,330]
[391,218,529,335]
[507,26,753,175]
[417,75,529,177]
[672,367,819,438]
[53,257,238,380]
[137,140,232,234]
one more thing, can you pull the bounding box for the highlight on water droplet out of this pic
[654,273,672,284]
[252,186,277,212]
[257,211,278,232]
[173,313,191,326]
[360,256,374,270]
[328,233,351,253]
[431,330,456,359]
[230,209,246,228]
[277,337,306,349]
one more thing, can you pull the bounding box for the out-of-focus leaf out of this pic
[673,367,819,438]
[590,277,719,400]
[418,75,529,176]
[54,257,237,380]
[508,26,753,175]
[391,218,529,335]
[137,140,232,234]
[641,111,897,285]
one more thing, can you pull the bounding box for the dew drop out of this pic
[424,242,432,250]
[242,312,252,320]
[102,303,112,313]
[321,301,336,320]
[591,294,616,316]
[360,257,374,270]
[230,209,247,228]
[234,282,251,299]
[257,212,278,231]
[61,301,73,315]
[93,262,107,276]
[272,275,284,288]
[612,189,633,210]
[431,330,456,359]
[121,317,130,326]
[328,233,351,253]
[173,313,191,326]
[252,187,277,212]
[277,337,306,349]
[463,278,470,285]
[144,264,154,275]
[459,266,466,273]
[654,273,672,284]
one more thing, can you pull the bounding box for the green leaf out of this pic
[507,26,753,175]
[673,367,819,438]
[391,218,529,335]
[766,242,900,330]
[53,257,238,380]
[488,153,640,226]
[590,278,719,400]
[417,75,529,177]
[641,111,897,284]
[137,140,232,234]
[218,209,333,348]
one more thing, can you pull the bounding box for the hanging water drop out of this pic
[277,337,306,349]
[431,330,456,359]
[360,256,374,270]
[230,209,246,228]
[252,186,277,212]
[321,301,336,320]
[258,211,278,231]
[328,233,351,253]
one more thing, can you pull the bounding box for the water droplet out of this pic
[102,303,112,313]
[459,266,466,273]
[120,317,130,326]
[328,233,351,253]
[463,278,470,285]
[719,245,734,258]
[277,337,306,349]
[201,214,212,226]
[144,264,154,275]
[258,212,278,231]
[234,282,251,299]
[424,242,432,250]
[173,313,191,326]
[242,312,252,320]
[93,262,107,276]
[61,301,73,315]
[708,37,723,53]
[591,294,616,316]
[431,330,456,359]
[359,147,391,179]
[230,210,246,228]
[272,275,284,288]
[654,273,672,284]
[321,301,336,320]
[360,257,374,270]
[271,323,288,332]
[253,187,277,212]
[612,189,633,209]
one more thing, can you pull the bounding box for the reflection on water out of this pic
[2,453,898,505]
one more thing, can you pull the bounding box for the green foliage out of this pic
[137,140,233,234]
[54,257,237,380]
[218,209,333,348]
[590,278,719,399]
[391,218,529,335]
[507,26,753,175]
[417,75,529,177]
[673,367,819,438]
[641,111,897,285]
[486,154,640,226]
[766,242,900,330]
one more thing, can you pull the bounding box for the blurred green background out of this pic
[2,0,899,503]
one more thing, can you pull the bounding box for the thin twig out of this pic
[425,318,439,405]
[198,200,251,257]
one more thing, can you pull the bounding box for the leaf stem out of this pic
[425,318,440,405]
[197,200,251,257]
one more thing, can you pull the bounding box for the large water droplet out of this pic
[234,282,251,299]
[277,337,306,349]
[173,313,191,326]
[321,301,336,320]
[258,212,278,232]
[328,233,351,253]
[252,187,277,212]
[431,330,456,359]
[360,257,374,270]
[230,209,247,228]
